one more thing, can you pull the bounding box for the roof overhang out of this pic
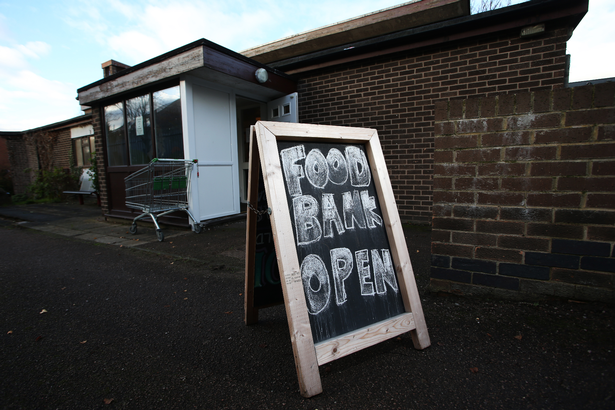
[0,114,93,136]
[257,0,588,75]
[242,0,470,65]
[77,39,297,106]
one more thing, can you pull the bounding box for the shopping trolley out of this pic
[124,158,200,242]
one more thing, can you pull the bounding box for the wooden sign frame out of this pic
[244,121,430,397]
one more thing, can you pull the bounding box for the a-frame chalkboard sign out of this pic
[244,121,430,397]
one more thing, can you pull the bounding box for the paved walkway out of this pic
[0,200,190,247]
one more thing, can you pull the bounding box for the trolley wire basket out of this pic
[124,158,200,241]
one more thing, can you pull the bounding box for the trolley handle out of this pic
[150,158,198,164]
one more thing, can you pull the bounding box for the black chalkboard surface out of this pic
[277,141,406,344]
[246,121,430,398]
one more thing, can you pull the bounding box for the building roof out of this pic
[77,38,297,106]
[76,0,588,105]
[249,0,588,75]
[241,0,470,65]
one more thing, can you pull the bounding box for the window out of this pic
[127,94,152,165]
[270,102,291,119]
[105,103,127,166]
[73,136,95,167]
[104,85,184,166]
[154,87,183,159]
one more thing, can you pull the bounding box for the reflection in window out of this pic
[105,103,126,166]
[154,86,184,159]
[73,136,96,167]
[74,138,83,166]
[127,94,152,165]
[104,85,183,167]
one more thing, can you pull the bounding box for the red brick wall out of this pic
[5,135,38,195]
[431,82,615,302]
[92,108,109,214]
[0,136,10,170]
[4,120,92,196]
[53,128,72,169]
[297,23,571,224]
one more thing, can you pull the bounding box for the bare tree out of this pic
[471,0,512,14]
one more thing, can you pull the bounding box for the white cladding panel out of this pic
[197,165,237,218]
[193,85,233,162]
[189,82,239,222]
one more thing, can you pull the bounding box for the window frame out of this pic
[103,80,182,168]
[72,135,96,168]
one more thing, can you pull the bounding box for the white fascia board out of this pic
[78,47,205,105]
[70,124,94,138]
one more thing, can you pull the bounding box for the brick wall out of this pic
[53,128,72,169]
[431,82,615,302]
[5,135,37,195]
[4,120,91,196]
[0,136,10,170]
[297,23,571,224]
[92,108,109,214]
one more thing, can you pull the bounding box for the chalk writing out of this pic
[300,255,330,314]
[280,144,371,197]
[278,141,406,344]
[301,247,400,314]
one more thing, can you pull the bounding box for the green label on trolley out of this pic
[153,176,187,191]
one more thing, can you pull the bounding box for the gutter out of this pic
[269,0,588,75]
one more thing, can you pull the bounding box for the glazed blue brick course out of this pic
[500,263,550,280]
[452,257,497,274]
[525,252,580,269]
[551,239,611,257]
[554,210,615,225]
[431,267,472,283]
[581,257,615,273]
[473,273,520,290]
[431,255,451,268]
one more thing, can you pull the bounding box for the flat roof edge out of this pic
[242,0,469,64]
[0,114,92,135]
[269,0,588,74]
[77,38,295,96]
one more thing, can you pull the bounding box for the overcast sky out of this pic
[0,0,613,131]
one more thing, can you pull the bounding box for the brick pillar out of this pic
[92,107,110,214]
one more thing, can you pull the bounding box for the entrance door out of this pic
[237,92,299,204]
[189,83,240,222]
[267,92,298,123]
[184,87,298,224]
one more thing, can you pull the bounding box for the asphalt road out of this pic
[0,212,613,409]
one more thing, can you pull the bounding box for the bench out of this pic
[63,169,100,206]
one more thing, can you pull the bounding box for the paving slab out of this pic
[94,236,127,245]
[29,225,84,237]
[57,221,108,230]
[73,232,103,241]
